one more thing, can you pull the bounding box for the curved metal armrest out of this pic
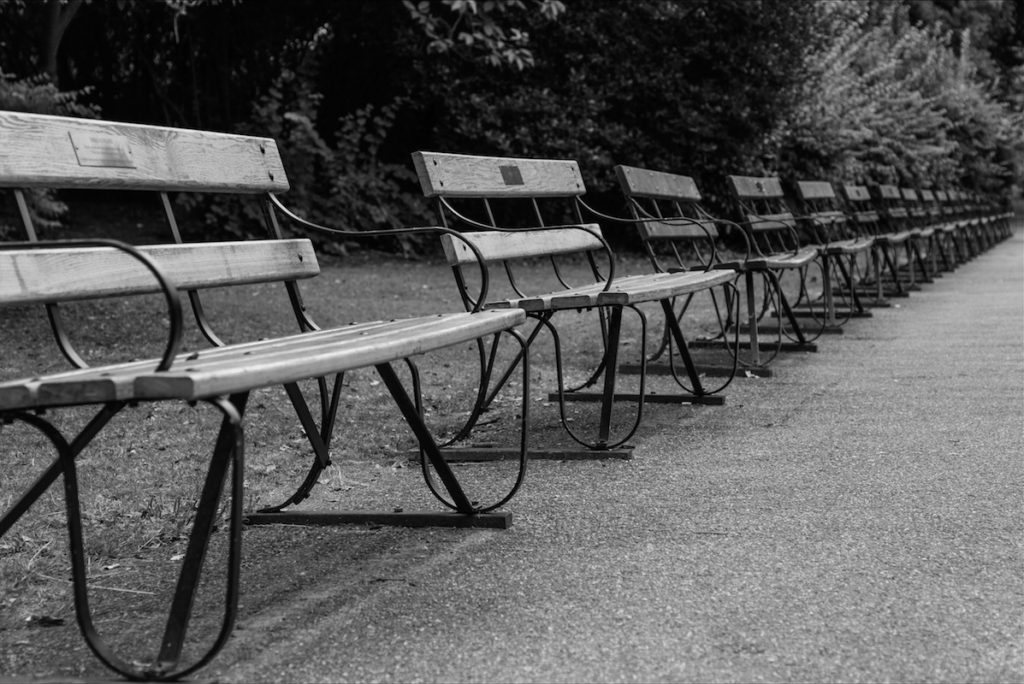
[0,239,183,371]
[269,194,498,312]
[432,195,619,294]
[735,215,809,258]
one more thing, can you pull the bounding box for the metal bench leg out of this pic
[0,402,124,538]
[5,396,247,681]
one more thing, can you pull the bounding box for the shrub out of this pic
[0,70,99,241]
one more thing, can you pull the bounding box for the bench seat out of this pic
[482,269,734,312]
[0,310,525,409]
[717,245,819,271]
[818,236,875,256]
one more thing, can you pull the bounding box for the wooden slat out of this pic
[757,247,819,269]
[0,310,526,408]
[0,112,288,193]
[796,180,836,200]
[728,175,785,199]
[638,218,719,241]
[806,210,846,226]
[842,184,871,202]
[597,270,734,304]
[412,151,585,198]
[614,165,702,201]
[134,311,526,400]
[742,212,797,232]
[482,270,733,312]
[439,226,604,265]
[0,240,318,306]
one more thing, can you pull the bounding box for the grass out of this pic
[0,199,831,675]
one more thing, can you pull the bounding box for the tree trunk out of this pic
[41,0,84,85]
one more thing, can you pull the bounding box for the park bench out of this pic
[869,184,929,292]
[792,179,875,326]
[965,189,1013,248]
[0,112,530,680]
[719,175,823,363]
[609,164,758,377]
[899,186,940,282]
[411,151,735,457]
[839,183,914,301]
[918,187,962,272]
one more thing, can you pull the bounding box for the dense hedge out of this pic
[1,0,1020,248]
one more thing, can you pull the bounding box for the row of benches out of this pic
[0,112,1012,680]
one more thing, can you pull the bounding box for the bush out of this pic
[0,70,99,241]
[177,56,434,256]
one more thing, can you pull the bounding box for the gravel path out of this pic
[211,225,1023,684]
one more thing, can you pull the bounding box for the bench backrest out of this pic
[0,112,318,367]
[918,188,942,221]
[612,164,723,273]
[726,175,803,254]
[794,180,856,243]
[412,151,603,266]
[0,241,318,306]
[613,165,718,240]
[840,184,883,235]
[900,187,928,225]
[872,184,910,228]
[726,176,798,231]
[412,150,610,310]
[0,112,288,193]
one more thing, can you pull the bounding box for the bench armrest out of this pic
[0,239,184,372]
[730,215,813,258]
[580,196,756,269]
[267,194,499,311]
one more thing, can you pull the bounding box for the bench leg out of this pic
[0,402,124,538]
[543,306,648,452]
[4,395,247,681]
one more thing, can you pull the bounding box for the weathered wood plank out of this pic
[482,270,734,312]
[0,240,319,306]
[727,175,786,199]
[842,184,872,202]
[412,151,585,198]
[0,310,526,408]
[637,218,719,241]
[795,180,835,200]
[614,165,702,202]
[0,112,288,193]
[439,226,604,265]
[133,310,526,400]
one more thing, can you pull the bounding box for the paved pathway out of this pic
[215,223,1023,683]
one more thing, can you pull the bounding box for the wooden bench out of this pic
[792,179,876,326]
[869,184,927,293]
[899,186,940,283]
[0,112,529,680]
[721,175,823,363]
[839,183,907,304]
[411,151,735,456]
[610,164,760,377]
[918,187,963,272]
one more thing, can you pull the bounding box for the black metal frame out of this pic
[426,182,734,454]
[719,179,824,368]
[1,186,533,679]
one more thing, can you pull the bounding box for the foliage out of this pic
[177,54,434,254]
[0,69,99,240]
[403,0,565,69]
[404,0,821,217]
[776,1,1023,194]
[1,0,1021,250]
